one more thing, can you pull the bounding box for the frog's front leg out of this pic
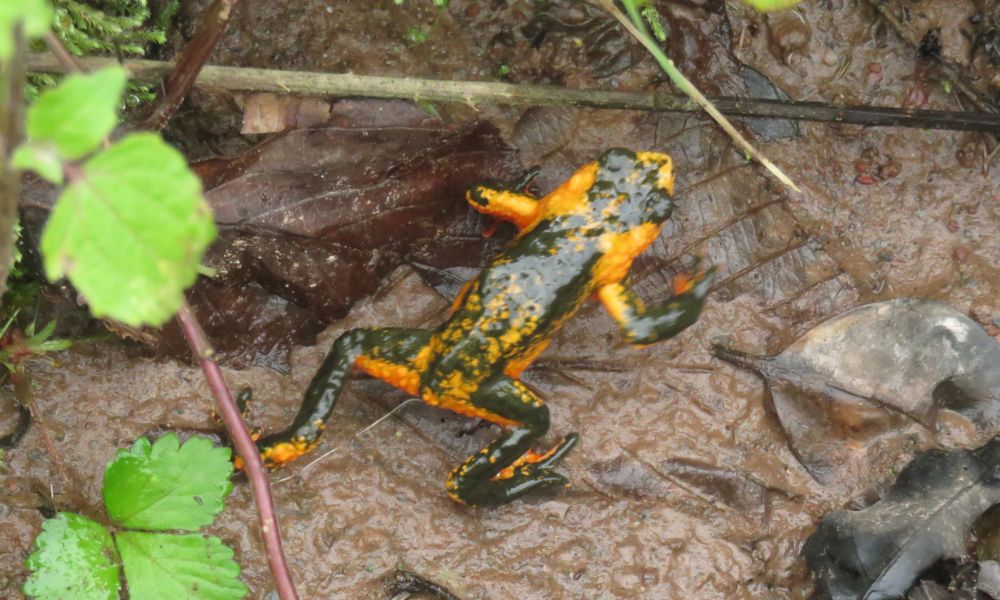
[252,327,431,468]
[598,266,717,345]
[466,171,540,231]
[440,376,578,507]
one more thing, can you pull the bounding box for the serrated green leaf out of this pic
[25,67,126,160]
[116,531,247,600]
[739,0,804,11]
[0,0,53,60]
[23,513,121,600]
[41,133,217,326]
[11,143,64,184]
[103,434,233,531]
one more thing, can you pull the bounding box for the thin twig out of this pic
[273,398,422,485]
[139,0,241,130]
[177,302,299,600]
[24,54,1000,134]
[598,0,799,192]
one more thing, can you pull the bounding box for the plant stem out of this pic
[602,0,800,192]
[139,0,241,130]
[39,24,301,596]
[43,31,85,74]
[0,27,25,298]
[176,301,299,600]
[25,54,1000,134]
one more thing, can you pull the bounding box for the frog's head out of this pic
[590,148,674,228]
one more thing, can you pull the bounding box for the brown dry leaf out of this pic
[236,93,332,134]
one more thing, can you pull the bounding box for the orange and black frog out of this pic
[251,148,716,507]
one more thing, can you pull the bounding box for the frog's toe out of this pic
[534,433,579,469]
[515,469,570,493]
[673,264,717,296]
[470,468,570,507]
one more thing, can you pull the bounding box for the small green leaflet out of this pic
[23,67,127,161]
[23,513,121,600]
[0,0,53,60]
[740,0,805,11]
[25,435,244,599]
[41,133,217,326]
[116,532,248,600]
[104,433,233,531]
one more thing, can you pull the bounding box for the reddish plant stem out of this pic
[43,31,85,74]
[42,11,296,596]
[176,301,299,600]
[139,0,240,130]
[0,27,25,297]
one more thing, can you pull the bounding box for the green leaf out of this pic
[116,531,247,600]
[103,434,233,531]
[41,133,217,326]
[11,143,64,184]
[739,0,805,11]
[23,513,121,600]
[25,67,126,160]
[0,0,53,60]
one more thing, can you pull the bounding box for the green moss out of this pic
[29,0,179,107]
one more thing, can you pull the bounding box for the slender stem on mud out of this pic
[176,302,299,600]
[599,0,801,193]
[24,54,1000,134]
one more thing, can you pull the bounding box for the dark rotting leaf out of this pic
[804,435,1000,599]
[21,115,523,371]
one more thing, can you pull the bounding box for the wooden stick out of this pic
[26,53,1000,133]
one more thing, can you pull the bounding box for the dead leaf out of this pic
[21,112,522,370]
[714,298,1000,486]
[236,93,332,134]
[803,435,1000,600]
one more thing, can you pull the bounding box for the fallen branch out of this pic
[26,54,1000,134]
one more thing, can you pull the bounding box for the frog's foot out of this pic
[212,386,253,429]
[600,261,718,346]
[672,260,716,295]
[218,387,266,471]
[494,433,578,480]
[466,168,542,232]
[448,434,578,508]
[253,327,432,470]
[440,376,578,507]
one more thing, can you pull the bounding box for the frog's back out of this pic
[444,219,601,360]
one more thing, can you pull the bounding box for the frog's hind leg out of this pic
[254,327,431,468]
[443,376,578,507]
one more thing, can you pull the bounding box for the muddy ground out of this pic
[3,0,1000,598]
